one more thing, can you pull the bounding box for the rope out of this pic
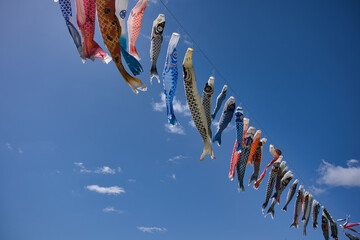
[157,0,319,200]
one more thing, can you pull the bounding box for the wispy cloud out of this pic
[137,226,167,233]
[140,33,151,40]
[74,162,91,173]
[188,120,196,128]
[18,148,23,154]
[212,120,219,127]
[94,166,116,175]
[168,155,187,163]
[152,94,191,117]
[171,173,176,180]
[183,39,193,46]
[102,206,124,214]
[165,124,185,135]
[74,162,119,175]
[317,159,360,187]
[86,185,125,195]
[163,34,171,42]
[148,0,158,4]
[128,179,136,183]
[308,185,327,195]
[5,143,13,150]
[152,95,191,135]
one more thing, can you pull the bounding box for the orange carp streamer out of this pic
[97,0,147,94]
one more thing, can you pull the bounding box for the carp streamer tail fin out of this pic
[200,140,215,161]
[261,202,268,214]
[167,112,178,126]
[84,39,112,63]
[129,44,141,61]
[120,44,143,76]
[290,221,299,229]
[248,173,258,186]
[117,62,147,94]
[150,63,160,84]
[282,205,288,212]
[238,180,245,192]
[212,132,222,146]
[266,205,275,219]
[65,20,86,62]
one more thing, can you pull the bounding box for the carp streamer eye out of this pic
[205,86,211,92]
[157,25,163,32]
[183,68,192,83]
[229,105,235,110]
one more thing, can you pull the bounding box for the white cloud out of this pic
[165,124,185,135]
[171,173,176,180]
[137,226,167,233]
[86,185,125,195]
[212,120,219,127]
[74,162,92,173]
[183,39,193,46]
[128,179,136,183]
[95,166,116,175]
[188,120,196,128]
[168,155,187,162]
[308,185,327,195]
[347,159,359,167]
[164,34,171,42]
[317,160,360,187]
[140,33,151,40]
[102,206,124,214]
[5,143,13,150]
[74,162,120,174]
[148,0,158,4]
[152,94,190,117]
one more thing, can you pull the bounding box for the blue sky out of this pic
[1,0,360,239]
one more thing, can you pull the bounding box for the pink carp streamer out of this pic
[127,0,149,60]
[75,0,111,63]
[229,140,241,181]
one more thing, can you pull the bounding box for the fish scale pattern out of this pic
[57,0,85,60]
[236,132,254,192]
[266,172,293,218]
[128,0,149,59]
[282,180,298,211]
[150,16,165,83]
[236,121,243,151]
[262,162,281,212]
[151,36,163,73]
[163,34,179,125]
[201,82,214,139]
[249,142,263,184]
[312,200,320,230]
[211,86,227,120]
[59,0,73,21]
[97,0,146,94]
[75,0,109,61]
[183,71,208,142]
